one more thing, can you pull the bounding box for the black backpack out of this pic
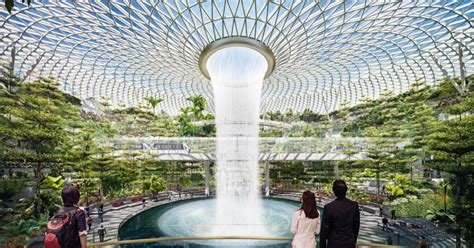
[44,207,81,248]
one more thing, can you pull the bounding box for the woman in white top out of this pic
[291,190,321,248]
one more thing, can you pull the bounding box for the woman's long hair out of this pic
[299,191,319,219]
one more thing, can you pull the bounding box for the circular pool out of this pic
[119,198,307,247]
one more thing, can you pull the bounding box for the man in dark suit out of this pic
[320,180,360,248]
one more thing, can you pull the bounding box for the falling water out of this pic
[207,46,268,235]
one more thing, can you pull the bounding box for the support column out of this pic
[459,43,466,91]
[204,161,210,196]
[264,161,270,196]
[433,56,465,96]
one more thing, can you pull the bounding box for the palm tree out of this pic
[186,95,206,119]
[144,97,163,112]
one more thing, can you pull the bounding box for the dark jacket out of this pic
[320,197,360,248]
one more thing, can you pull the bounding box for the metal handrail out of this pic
[88,236,407,247]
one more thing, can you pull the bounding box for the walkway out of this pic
[86,195,192,246]
[86,194,455,248]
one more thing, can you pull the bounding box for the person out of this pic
[382,217,389,231]
[87,216,93,231]
[99,203,104,212]
[142,197,146,208]
[391,209,396,220]
[320,180,360,248]
[85,205,90,217]
[177,183,182,199]
[59,186,88,247]
[97,225,107,242]
[379,204,384,217]
[291,191,320,248]
[418,236,429,248]
[98,208,104,223]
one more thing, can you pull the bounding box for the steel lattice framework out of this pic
[0,1,473,115]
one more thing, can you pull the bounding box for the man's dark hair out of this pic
[332,179,348,198]
[61,186,80,206]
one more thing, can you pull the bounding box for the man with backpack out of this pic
[44,186,87,248]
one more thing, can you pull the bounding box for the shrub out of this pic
[0,179,25,200]
[391,194,448,219]
[112,200,125,207]
[368,194,386,204]
[130,195,143,202]
[384,183,404,198]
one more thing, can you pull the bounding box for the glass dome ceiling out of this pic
[0,1,473,115]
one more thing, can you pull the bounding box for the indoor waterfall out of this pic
[207,46,268,235]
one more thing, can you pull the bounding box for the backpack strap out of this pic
[54,207,80,220]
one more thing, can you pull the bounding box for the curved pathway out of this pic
[86,194,455,248]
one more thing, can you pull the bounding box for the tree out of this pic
[333,100,351,122]
[178,176,192,187]
[4,0,31,13]
[66,123,103,204]
[177,97,215,137]
[425,94,474,247]
[338,141,360,183]
[362,138,396,197]
[399,82,438,181]
[91,146,116,202]
[186,95,207,120]
[299,109,328,123]
[0,76,80,219]
[144,97,163,112]
[148,175,167,196]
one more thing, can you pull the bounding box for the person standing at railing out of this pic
[320,180,360,248]
[291,191,321,248]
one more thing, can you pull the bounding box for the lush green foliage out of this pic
[0,71,81,219]
[390,194,449,218]
[424,93,474,245]
[177,95,215,137]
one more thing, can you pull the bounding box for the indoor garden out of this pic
[0,1,473,248]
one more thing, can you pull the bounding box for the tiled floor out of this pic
[87,196,186,247]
